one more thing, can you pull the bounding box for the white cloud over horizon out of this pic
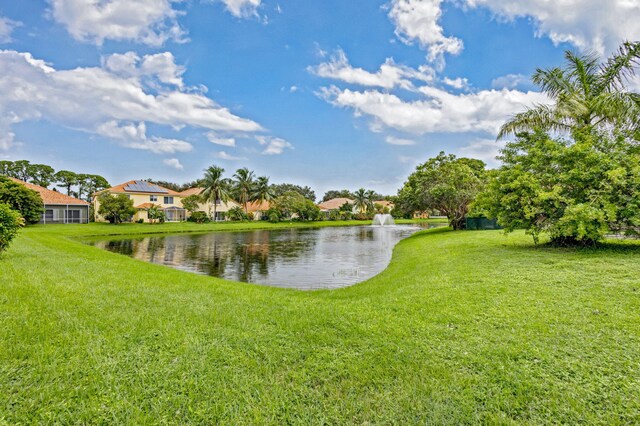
[0,50,263,152]
[163,158,184,170]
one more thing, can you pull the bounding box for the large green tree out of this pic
[0,203,24,254]
[233,167,255,213]
[398,153,486,230]
[498,42,640,140]
[0,176,44,225]
[479,130,640,245]
[271,183,316,202]
[200,166,230,220]
[273,191,321,221]
[55,170,79,195]
[97,192,135,224]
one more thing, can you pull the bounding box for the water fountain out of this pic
[372,213,395,226]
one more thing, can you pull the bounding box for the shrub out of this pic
[97,192,135,224]
[188,211,209,224]
[0,203,24,254]
[227,206,248,221]
[0,176,44,225]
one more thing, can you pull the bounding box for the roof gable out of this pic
[7,177,90,206]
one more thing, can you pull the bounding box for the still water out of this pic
[89,224,436,290]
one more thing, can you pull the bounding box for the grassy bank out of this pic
[1,222,639,423]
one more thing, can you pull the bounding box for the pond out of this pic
[88,224,439,290]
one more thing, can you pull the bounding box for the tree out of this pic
[200,166,230,221]
[322,189,354,202]
[0,203,24,255]
[55,170,79,195]
[498,42,640,140]
[0,176,44,225]
[397,152,486,230]
[479,130,640,245]
[28,164,55,188]
[253,176,275,205]
[273,191,321,221]
[97,192,135,224]
[79,174,110,201]
[271,183,316,202]
[352,188,371,215]
[147,204,164,224]
[181,194,202,215]
[233,167,255,213]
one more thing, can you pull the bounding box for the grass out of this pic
[1,221,639,424]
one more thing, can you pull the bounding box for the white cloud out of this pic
[163,158,184,170]
[215,150,246,160]
[491,73,528,90]
[464,0,640,54]
[96,121,193,154]
[443,77,469,90]
[319,84,549,136]
[218,0,262,18]
[206,133,236,147]
[309,49,434,90]
[457,138,504,167]
[385,136,416,146]
[0,50,262,151]
[48,0,186,46]
[388,0,463,67]
[289,85,299,93]
[0,16,21,43]
[103,51,185,88]
[256,135,293,155]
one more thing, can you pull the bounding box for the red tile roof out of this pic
[246,200,271,212]
[96,180,181,196]
[318,197,353,210]
[8,177,90,206]
[179,187,204,197]
[135,202,160,209]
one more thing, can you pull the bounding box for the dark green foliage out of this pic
[322,189,354,202]
[147,205,165,224]
[0,160,55,188]
[0,203,24,254]
[397,152,486,230]
[54,170,79,195]
[187,211,210,224]
[479,130,640,245]
[97,192,136,224]
[0,176,44,225]
[227,206,248,221]
[271,183,316,202]
[181,194,202,214]
[273,191,321,221]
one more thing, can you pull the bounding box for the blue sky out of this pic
[0,0,638,197]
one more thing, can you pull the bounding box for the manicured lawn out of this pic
[1,222,639,424]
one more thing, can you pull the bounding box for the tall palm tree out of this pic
[253,176,275,206]
[233,167,255,213]
[364,189,377,213]
[200,165,230,221]
[353,188,369,215]
[498,41,640,139]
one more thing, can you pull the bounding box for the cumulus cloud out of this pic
[319,84,548,136]
[0,15,21,43]
[491,73,528,90]
[385,136,416,146]
[0,50,262,151]
[215,150,246,160]
[309,49,434,90]
[443,77,469,90]
[206,132,236,147]
[96,121,193,154]
[464,0,640,54]
[48,0,186,46]
[163,158,184,170]
[457,138,504,167]
[256,136,293,155]
[388,0,463,67]
[218,0,262,18]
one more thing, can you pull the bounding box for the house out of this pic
[246,200,271,220]
[93,180,186,223]
[9,177,90,224]
[178,187,240,221]
[373,200,394,213]
[318,197,355,214]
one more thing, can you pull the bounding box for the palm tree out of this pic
[364,190,377,214]
[233,167,255,213]
[353,188,369,215]
[200,166,230,221]
[498,41,640,139]
[253,176,275,206]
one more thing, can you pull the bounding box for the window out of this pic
[45,210,54,221]
[65,210,81,223]
[150,195,157,202]
[164,196,174,204]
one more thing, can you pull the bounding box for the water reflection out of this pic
[92,224,437,289]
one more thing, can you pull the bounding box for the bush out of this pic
[227,206,248,221]
[187,211,210,224]
[0,203,24,254]
[0,176,44,225]
[137,219,144,224]
[97,192,135,224]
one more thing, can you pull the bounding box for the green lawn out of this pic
[1,221,639,424]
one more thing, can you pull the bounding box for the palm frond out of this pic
[497,104,572,139]
[598,41,640,92]
[532,67,573,99]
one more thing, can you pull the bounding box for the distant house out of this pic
[93,180,186,223]
[178,187,240,221]
[9,177,90,224]
[318,197,355,215]
[246,200,271,220]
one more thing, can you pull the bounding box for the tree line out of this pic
[0,160,110,201]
